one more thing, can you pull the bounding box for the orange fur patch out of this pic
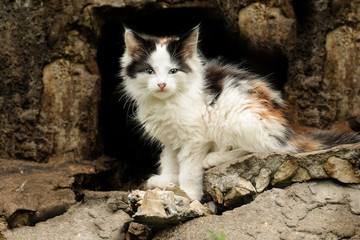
[248,82,273,100]
[289,134,323,152]
[248,82,287,124]
[159,37,178,46]
[290,122,317,133]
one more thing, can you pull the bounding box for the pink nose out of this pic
[158,83,167,91]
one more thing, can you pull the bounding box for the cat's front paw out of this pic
[146,174,178,189]
[180,185,203,201]
[202,152,221,169]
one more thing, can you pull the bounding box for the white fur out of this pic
[121,31,295,200]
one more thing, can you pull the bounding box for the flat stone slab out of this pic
[3,191,132,240]
[0,159,99,228]
[154,181,360,240]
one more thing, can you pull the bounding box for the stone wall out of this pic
[0,0,359,163]
[285,0,360,130]
[0,0,102,162]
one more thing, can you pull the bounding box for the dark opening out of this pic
[96,5,289,190]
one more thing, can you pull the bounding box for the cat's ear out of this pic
[179,26,199,58]
[124,28,145,60]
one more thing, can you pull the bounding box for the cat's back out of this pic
[202,60,292,152]
[203,59,284,110]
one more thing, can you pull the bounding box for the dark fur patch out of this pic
[272,128,294,147]
[204,60,257,104]
[126,61,153,79]
[305,132,360,149]
[204,62,225,100]
[166,40,192,73]
[125,39,156,78]
[290,131,360,152]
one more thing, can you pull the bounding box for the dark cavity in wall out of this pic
[96,5,289,189]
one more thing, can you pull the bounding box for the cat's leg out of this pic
[147,146,179,189]
[177,142,210,200]
[203,148,250,169]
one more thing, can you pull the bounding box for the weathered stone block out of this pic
[129,187,212,227]
[238,1,296,54]
[323,156,360,183]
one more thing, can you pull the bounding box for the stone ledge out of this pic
[3,191,132,240]
[204,143,360,209]
[0,159,99,228]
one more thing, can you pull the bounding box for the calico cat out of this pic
[120,26,360,200]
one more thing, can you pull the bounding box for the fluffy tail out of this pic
[290,131,360,152]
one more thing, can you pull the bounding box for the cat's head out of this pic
[120,26,202,101]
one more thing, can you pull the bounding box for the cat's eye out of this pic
[169,68,178,74]
[145,68,155,75]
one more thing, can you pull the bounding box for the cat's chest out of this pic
[138,101,203,145]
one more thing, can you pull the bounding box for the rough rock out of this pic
[204,143,360,209]
[0,0,103,161]
[153,181,360,240]
[322,25,360,128]
[223,187,251,208]
[126,222,152,240]
[128,186,212,227]
[285,1,360,129]
[39,58,101,162]
[254,168,271,192]
[3,191,132,240]
[238,1,296,54]
[271,159,299,185]
[324,156,360,183]
[291,166,311,182]
[0,159,99,228]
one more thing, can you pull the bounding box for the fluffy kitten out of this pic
[120,26,360,200]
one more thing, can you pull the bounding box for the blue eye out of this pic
[169,68,178,74]
[145,68,155,75]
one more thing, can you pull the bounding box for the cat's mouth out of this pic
[153,89,173,99]
[156,90,170,95]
